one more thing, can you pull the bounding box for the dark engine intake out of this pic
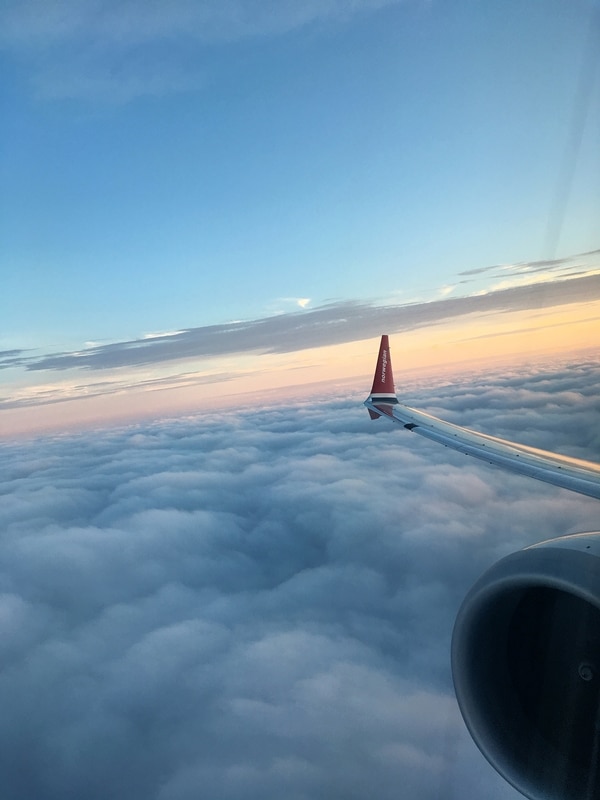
[452,532,600,800]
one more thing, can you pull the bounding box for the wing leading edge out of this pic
[364,335,600,501]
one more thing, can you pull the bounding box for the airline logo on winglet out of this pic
[381,349,387,384]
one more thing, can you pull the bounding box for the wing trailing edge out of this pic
[364,335,600,501]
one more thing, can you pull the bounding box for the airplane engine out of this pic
[452,531,600,800]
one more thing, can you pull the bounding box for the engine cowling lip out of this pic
[451,532,600,800]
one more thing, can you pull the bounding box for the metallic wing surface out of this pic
[364,335,600,501]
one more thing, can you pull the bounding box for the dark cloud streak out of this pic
[22,273,600,373]
[0,349,28,370]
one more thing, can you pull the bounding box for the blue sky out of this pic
[1,0,599,433]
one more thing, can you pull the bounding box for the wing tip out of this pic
[365,335,398,419]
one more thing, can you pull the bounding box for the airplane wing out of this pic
[364,335,600,501]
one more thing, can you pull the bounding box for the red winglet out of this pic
[370,335,395,396]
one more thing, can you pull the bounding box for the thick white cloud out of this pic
[0,360,598,798]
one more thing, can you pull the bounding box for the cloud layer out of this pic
[5,267,600,377]
[0,359,598,799]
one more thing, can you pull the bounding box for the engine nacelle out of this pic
[452,532,600,800]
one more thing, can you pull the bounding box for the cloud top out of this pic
[0,360,598,798]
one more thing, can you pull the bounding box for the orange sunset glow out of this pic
[2,294,598,439]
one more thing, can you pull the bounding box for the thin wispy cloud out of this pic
[277,297,312,310]
[0,0,405,102]
[0,370,237,411]
[143,330,186,341]
[457,250,600,283]
[0,0,404,46]
[457,314,600,344]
